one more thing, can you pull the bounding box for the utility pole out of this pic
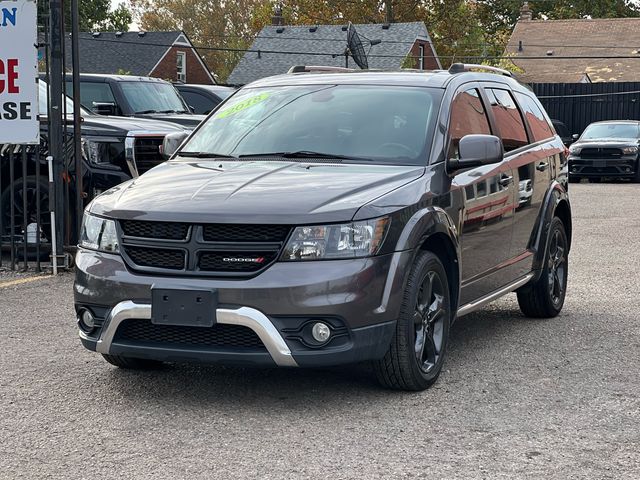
[48,0,65,269]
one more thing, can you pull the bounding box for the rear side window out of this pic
[514,92,554,142]
[448,88,491,159]
[486,88,528,152]
[66,81,117,109]
[180,90,217,114]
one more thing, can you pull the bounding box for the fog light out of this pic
[311,322,331,343]
[79,309,95,330]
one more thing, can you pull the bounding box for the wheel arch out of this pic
[530,181,572,279]
[394,207,461,315]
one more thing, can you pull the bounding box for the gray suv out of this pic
[75,64,571,391]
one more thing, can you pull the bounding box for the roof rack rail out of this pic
[448,63,513,77]
[287,65,354,74]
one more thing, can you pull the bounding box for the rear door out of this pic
[448,85,516,304]
[510,91,558,275]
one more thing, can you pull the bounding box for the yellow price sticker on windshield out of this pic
[216,92,270,119]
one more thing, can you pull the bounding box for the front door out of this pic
[448,87,516,305]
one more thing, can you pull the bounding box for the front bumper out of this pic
[568,157,638,177]
[75,249,411,367]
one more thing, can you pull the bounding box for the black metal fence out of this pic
[532,82,640,136]
[1,1,78,273]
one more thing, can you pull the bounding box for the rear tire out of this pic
[517,217,568,318]
[374,251,451,391]
[102,354,164,370]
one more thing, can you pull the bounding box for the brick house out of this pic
[228,18,440,85]
[65,31,216,84]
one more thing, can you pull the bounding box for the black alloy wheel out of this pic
[517,217,569,318]
[547,227,567,309]
[375,250,451,391]
[413,270,447,374]
[1,176,51,243]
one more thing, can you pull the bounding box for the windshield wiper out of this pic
[158,109,189,114]
[239,150,366,161]
[177,151,238,159]
[134,109,159,114]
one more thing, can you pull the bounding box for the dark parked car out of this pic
[568,120,640,183]
[61,74,206,128]
[551,119,573,147]
[75,64,571,391]
[1,80,188,245]
[175,84,235,114]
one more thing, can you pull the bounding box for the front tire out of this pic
[517,217,568,318]
[102,354,164,370]
[374,251,451,391]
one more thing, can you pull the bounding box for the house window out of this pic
[176,51,186,82]
[418,45,424,70]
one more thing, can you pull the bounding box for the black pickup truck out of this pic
[62,74,206,128]
[1,80,188,245]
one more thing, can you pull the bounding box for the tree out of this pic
[38,0,132,32]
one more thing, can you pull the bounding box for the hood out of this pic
[78,114,187,137]
[573,138,639,148]
[134,112,206,128]
[90,160,425,224]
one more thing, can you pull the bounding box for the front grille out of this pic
[202,224,291,243]
[119,222,289,276]
[124,246,185,270]
[121,220,189,240]
[579,147,622,158]
[134,137,165,174]
[115,319,266,350]
[199,251,279,272]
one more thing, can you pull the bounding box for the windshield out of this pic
[120,81,189,114]
[181,84,441,164]
[38,80,91,116]
[581,123,640,140]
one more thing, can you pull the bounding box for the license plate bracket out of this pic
[151,287,217,327]
[593,160,607,168]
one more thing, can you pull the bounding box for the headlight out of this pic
[568,144,581,155]
[79,213,119,253]
[81,137,124,165]
[281,217,389,261]
[622,146,638,155]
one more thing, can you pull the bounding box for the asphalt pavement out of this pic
[1,182,638,479]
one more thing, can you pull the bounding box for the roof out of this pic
[242,69,528,93]
[63,31,188,77]
[228,22,438,85]
[506,18,640,83]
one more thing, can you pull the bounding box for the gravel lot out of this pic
[1,182,638,479]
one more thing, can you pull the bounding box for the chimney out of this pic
[271,4,284,26]
[519,1,533,21]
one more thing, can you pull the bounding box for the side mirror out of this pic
[572,134,579,140]
[448,134,503,172]
[160,131,189,159]
[91,102,117,116]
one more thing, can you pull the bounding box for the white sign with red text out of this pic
[0,0,38,144]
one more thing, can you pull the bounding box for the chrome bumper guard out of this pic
[79,300,298,367]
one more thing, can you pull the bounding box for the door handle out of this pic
[499,174,513,187]
[537,162,549,172]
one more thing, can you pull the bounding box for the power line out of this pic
[78,36,640,61]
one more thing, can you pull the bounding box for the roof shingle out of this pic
[64,31,183,77]
[228,22,437,85]
[506,18,640,83]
